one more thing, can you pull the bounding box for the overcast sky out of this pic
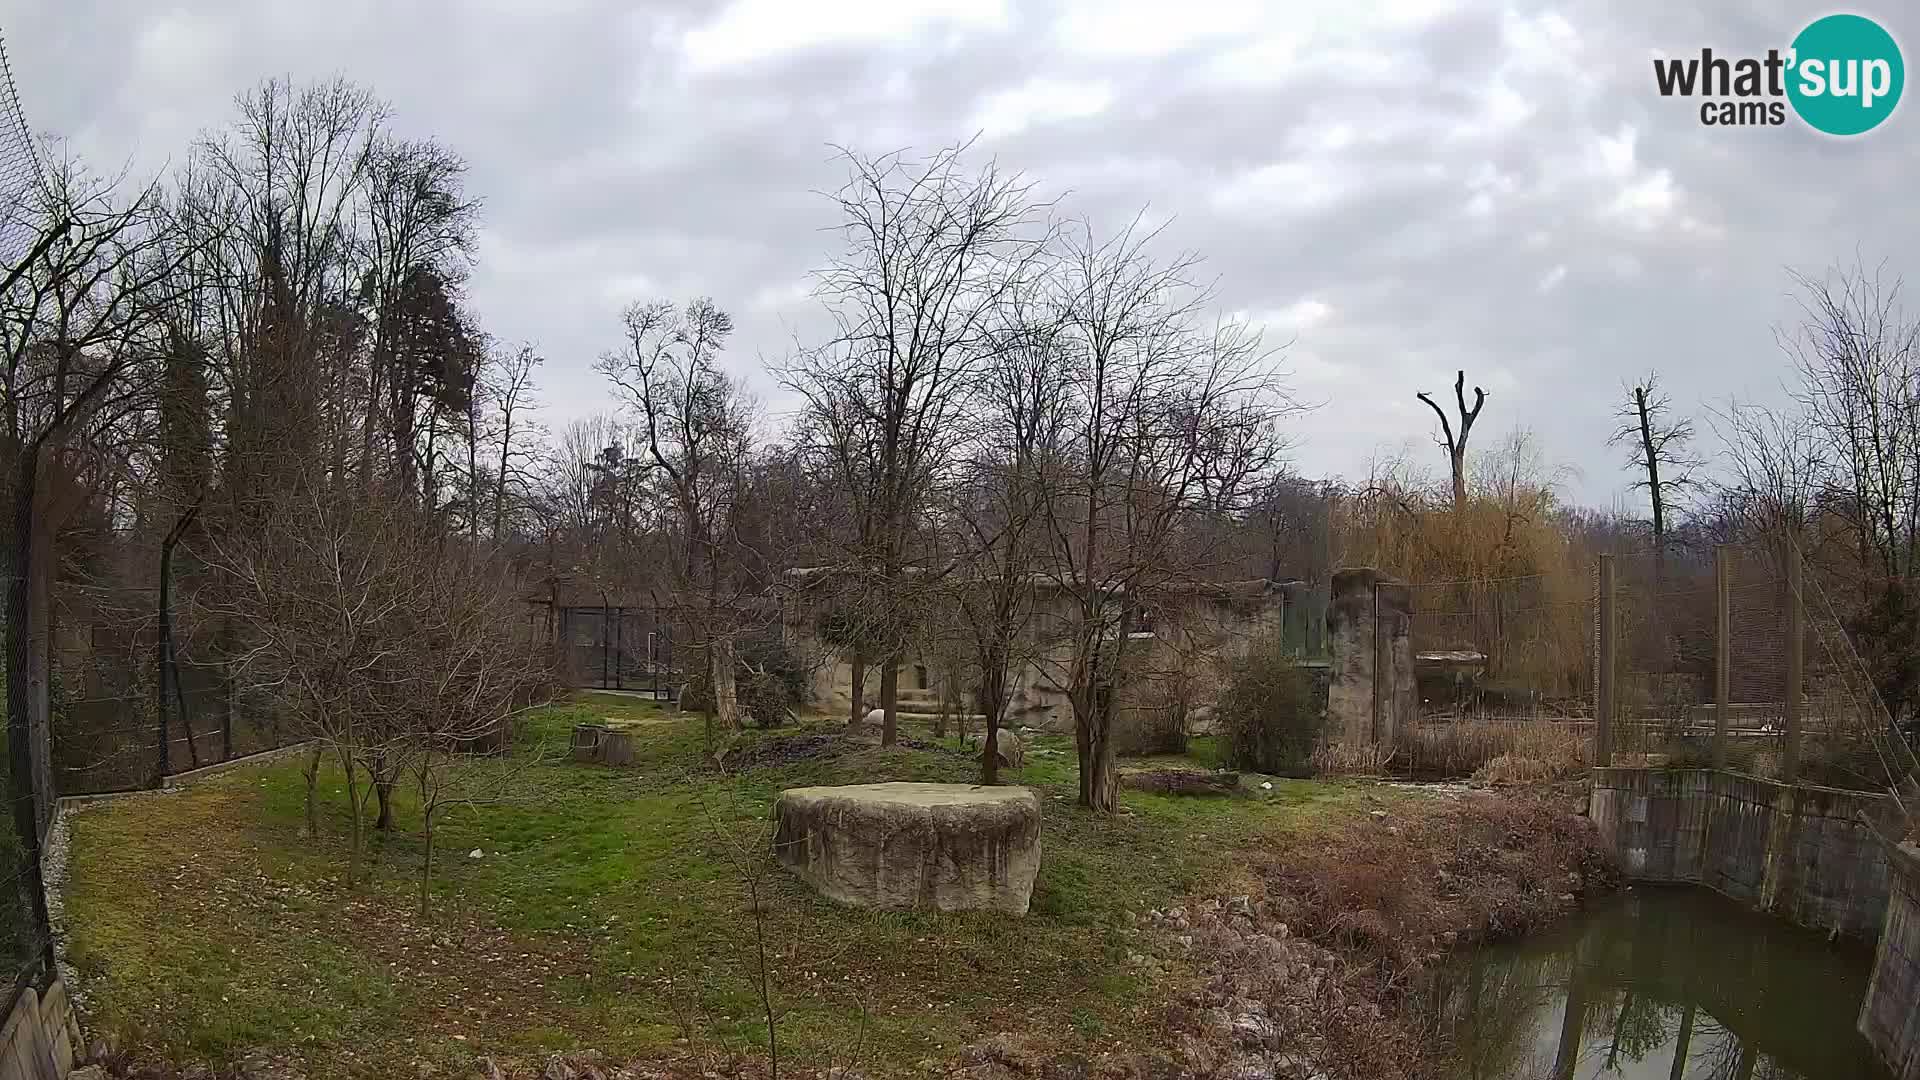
[2,0,1913,509]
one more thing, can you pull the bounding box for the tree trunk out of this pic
[420,807,436,915]
[1450,447,1467,509]
[1085,689,1118,813]
[848,654,866,726]
[24,471,55,828]
[303,745,323,838]
[711,635,740,731]
[980,659,1006,786]
[343,749,365,888]
[879,659,899,747]
[374,767,396,832]
[157,507,203,774]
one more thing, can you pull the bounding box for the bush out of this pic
[1217,645,1320,776]
[680,636,815,728]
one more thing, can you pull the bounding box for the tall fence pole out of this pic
[1714,544,1731,770]
[1596,554,1616,767]
[1783,540,1804,784]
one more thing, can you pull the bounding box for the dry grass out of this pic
[1310,741,1397,777]
[1396,719,1590,781]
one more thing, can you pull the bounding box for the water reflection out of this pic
[1426,886,1889,1079]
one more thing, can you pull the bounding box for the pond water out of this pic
[1425,886,1890,1080]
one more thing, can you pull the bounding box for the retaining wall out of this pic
[0,979,79,1080]
[1588,766,1891,941]
[1861,834,1920,1079]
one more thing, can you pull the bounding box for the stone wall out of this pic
[0,978,80,1079]
[1588,766,1891,941]
[1325,568,1413,748]
[1861,831,1920,1079]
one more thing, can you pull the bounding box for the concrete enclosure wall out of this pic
[1860,835,1920,1079]
[1325,568,1413,748]
[1589,766,1891,941]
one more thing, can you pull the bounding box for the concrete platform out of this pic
[771,782,1042,914]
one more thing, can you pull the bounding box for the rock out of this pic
[1230,1012,1275,1046]
[1369,810,1388,820]
[468,848,484,859]
[772,782,1042,913]
[994,730,1026,770]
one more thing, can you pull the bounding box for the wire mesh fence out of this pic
[1601,541,1912,793]
[0,32,39,266]
[1398,575,1596,778]
[0,27,55,1008]
[48,582,297,796]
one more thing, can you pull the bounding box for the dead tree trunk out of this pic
[1416,370,1487,510]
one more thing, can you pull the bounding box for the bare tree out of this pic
[1417,370,1487,509]
[785,143,1052,747]
[485,342,542,544]
[944,293,1068,783]
[204,484,548,885]
[1781,259,1920,586]
[1038,218,1288,812]
[1,150,195,833]
[358,134,478,497]
[596,298,761,743]
[1708,400,1825,543]
[1608,372,1700,552]
[195,78,385,495]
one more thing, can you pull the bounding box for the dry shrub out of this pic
[1471,753,1553,785]
[1397,719,1589,780]
[1137,789,1617,1080]
[1254,789,1615,973]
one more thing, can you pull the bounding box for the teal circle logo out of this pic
[1787,14,1904,135]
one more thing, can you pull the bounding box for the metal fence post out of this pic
[1783,540,1804,784]
[1369,580,1383,746]
[1597,554,1616,767]
[1714,544,1731,770]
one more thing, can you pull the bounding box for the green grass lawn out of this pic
[63,693,1368,1077]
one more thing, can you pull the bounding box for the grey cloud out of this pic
[3,0,1914,510]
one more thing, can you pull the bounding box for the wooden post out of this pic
[1597,554,1617,767]
[1714,545,1731,770]
[1783,541,1804,784]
